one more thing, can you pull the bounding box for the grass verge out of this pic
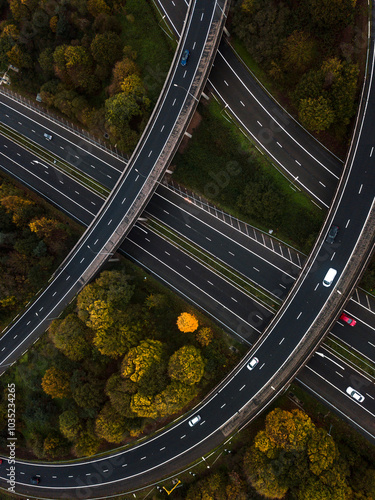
[118,0,174,104]
[173,100,325,254]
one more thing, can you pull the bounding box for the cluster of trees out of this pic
[0,0,163,152]
[0,266,237,458]
[0,180,78,328]
[180,407,375,499]
[232,0,360,136]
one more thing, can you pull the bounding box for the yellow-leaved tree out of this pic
[177,312,198,333]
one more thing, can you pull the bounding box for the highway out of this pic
[154,0,344,208]
[0,127,374,479]
[0,0,374,496]
[2,120,375,357]
[0,0,228,374]
[3,129,375,363]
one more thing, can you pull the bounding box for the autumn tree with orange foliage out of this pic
[177,312,198,333]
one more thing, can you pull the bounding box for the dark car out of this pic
[340,313,357,326]
[326,225,339,244]
[181,49,190,66]
[30,476,40,485]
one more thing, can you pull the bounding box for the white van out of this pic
[322,268,337,287]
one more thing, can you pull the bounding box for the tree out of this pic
[307,428,337,475]
[77,270,134,323]
[95,403,126,443]
[186,471,227,500]
[29,216,66,242]
[108,57,140,96]
[144,293,166,309]
[50,314,92,361]
[244,446,288,499]
[308,0,356,31]
[196,326,213,346]
[93,322,138,358]
[168,345,204,386]
[105,92,142,133]
[86,299,114,331]
[121,339,165,383]
[72,378,106,410]
[298,96,335,132]
[176,312,199,333]
[90,31,122,67]
[64,45,97,93]
[282,30,316,73]
[59,410,83,441]
[41,367,71,399]
[1,24,19,42]
[74,423,101,457]
[1,195,41,226]
[244,408,351,499]
[105,373,136,417]
[87,0,110,17]
[43,432,69,458]
[130,392,157,419]
[153,381,198,418]
[7,44,32,68]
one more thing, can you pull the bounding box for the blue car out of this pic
[181,49,190,66]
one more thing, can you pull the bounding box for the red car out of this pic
[340,313,356,326]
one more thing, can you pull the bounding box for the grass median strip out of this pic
[145,216,280,311]
[325,336,375,378]
[0,124,109,198]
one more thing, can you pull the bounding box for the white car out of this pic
[247,357,259,370]
[188,415,201,427]
[346,386,365,403]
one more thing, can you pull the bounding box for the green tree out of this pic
[50,314,92,361]
[168,345,204,385]
[90,31,122,67]
[43,432,69,458]
[77,270,134,323]
[308,0,356,30]
[298,96,335,132]
[105,92,142,133]
[41,367,71,399]
[71,371,106,410]
[282,30,316,73]
[144,293,166,310]
[74,423,101,457]
[38,47,54,78]
[308,428,337,475]
[105,373,136,417]
[95,403,126,443]
[59,410,83,441]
